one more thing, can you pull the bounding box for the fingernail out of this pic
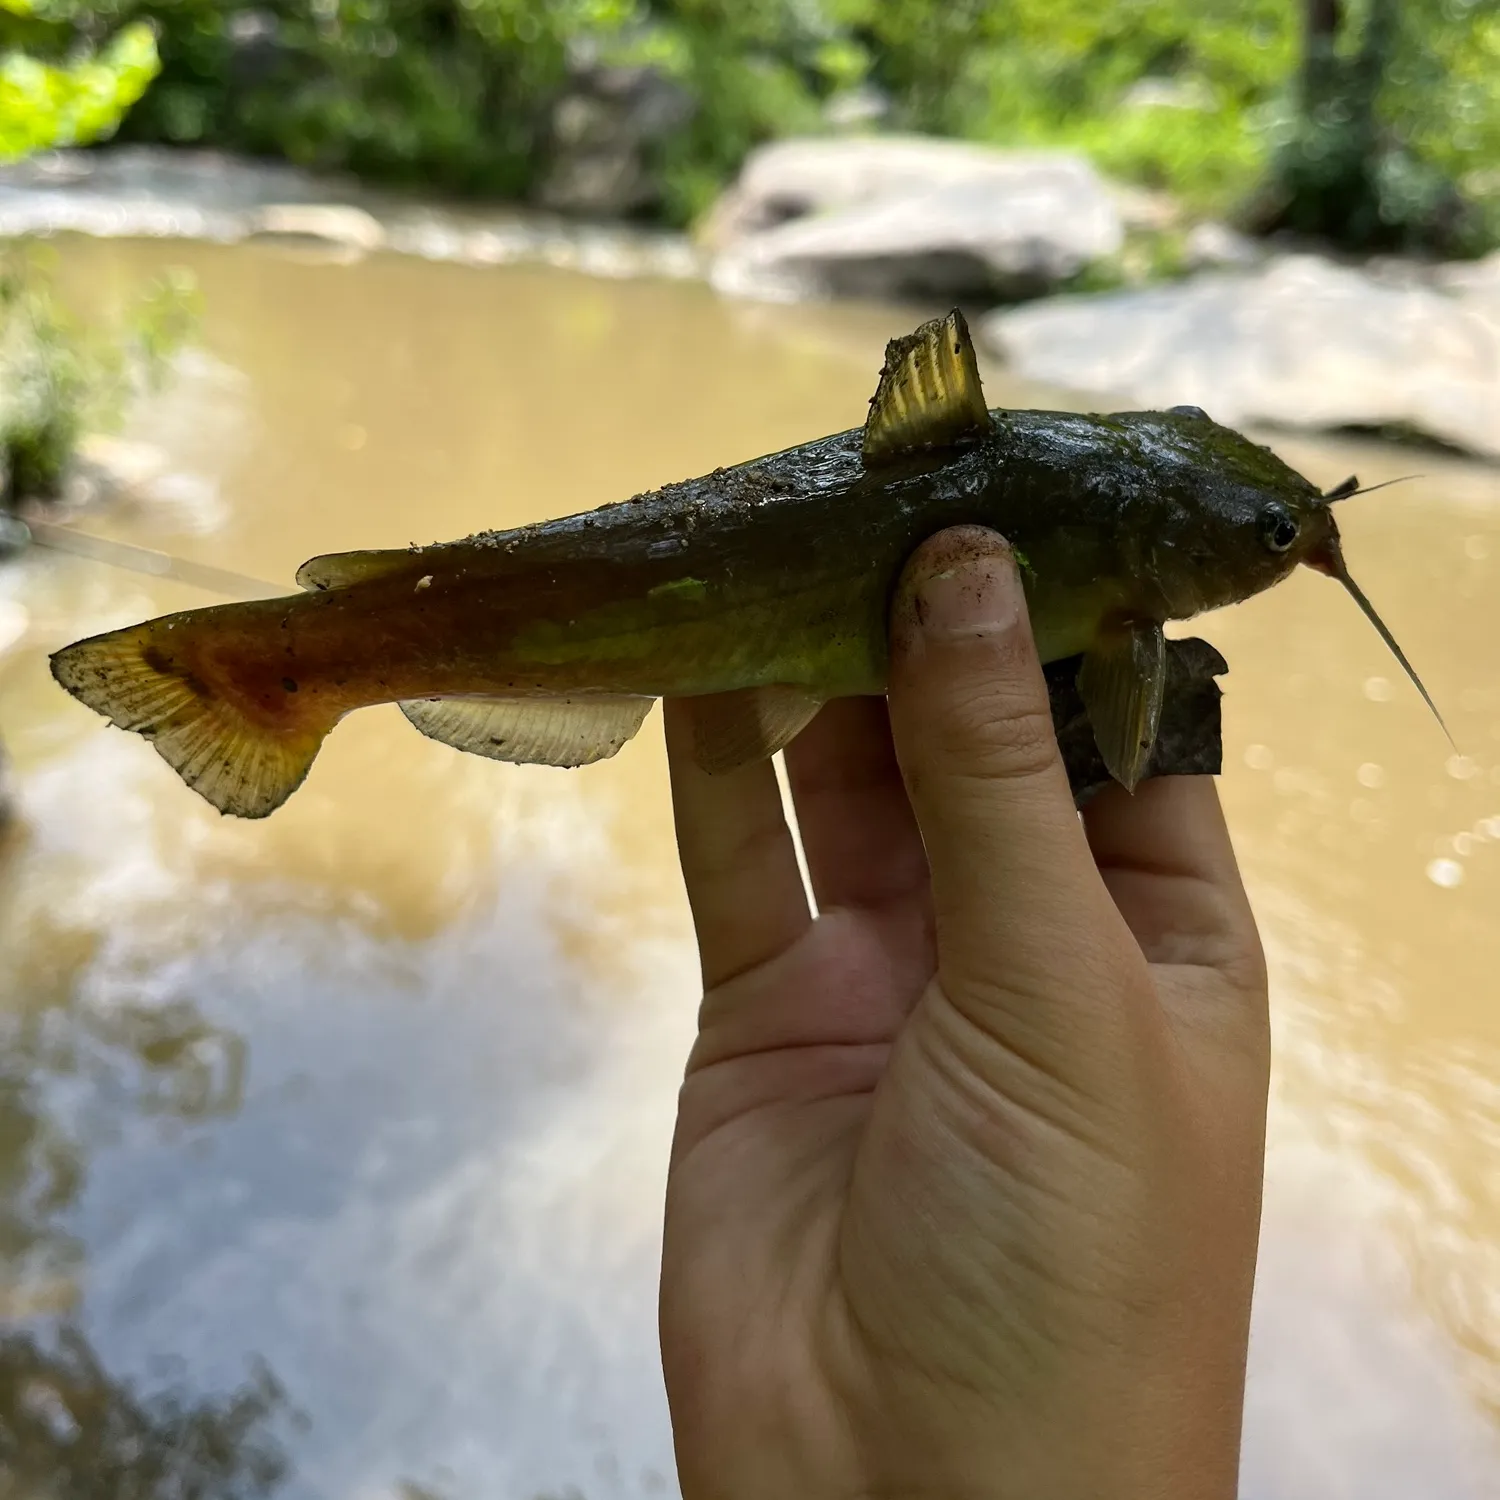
[903,528,1021,640]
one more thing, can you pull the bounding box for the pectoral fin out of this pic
[863,308,992,463]
[399,694,654,766]
[686,685,823,774]
[1077,621,1167,793]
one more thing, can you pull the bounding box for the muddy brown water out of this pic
[0,236,1497,1498]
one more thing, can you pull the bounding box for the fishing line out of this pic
[22,520,288,601]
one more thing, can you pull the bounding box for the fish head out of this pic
[1135,408,1447,737]
[1123,406,1337,614]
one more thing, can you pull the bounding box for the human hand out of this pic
[659,526,1270,1500]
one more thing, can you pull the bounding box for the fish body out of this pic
[50,309,1428,819]
[291,405,1320,687]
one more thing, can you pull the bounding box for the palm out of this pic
[658,692,1268,1497]
[668,896,926,1297]
[661,698,932,1483]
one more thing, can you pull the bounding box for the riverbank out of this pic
[0,147,702,284]
[707,136,1500,463]
[4,141,1496,466]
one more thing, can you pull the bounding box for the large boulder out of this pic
[707,136,1123,304]
[247,203,386,261]
[1436,249,1500,335]
[981,255,1500,460]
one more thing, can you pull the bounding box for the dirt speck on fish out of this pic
[50,309,1441,819]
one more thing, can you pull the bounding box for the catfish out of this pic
[49,309,1440,819]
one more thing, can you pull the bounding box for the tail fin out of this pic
[50,623,330,819]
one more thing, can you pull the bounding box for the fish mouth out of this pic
[1303,529,1451,743]
[1303,531,1343,580]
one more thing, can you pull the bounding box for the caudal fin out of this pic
[50,622,330,818]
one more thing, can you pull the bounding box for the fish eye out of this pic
[1258,505,1300,553]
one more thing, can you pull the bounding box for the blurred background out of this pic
[0,4,1497,1497]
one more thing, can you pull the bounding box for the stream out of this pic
[0,231,1497,1499]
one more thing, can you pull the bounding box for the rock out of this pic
[53,435,175,514]
[1121,77,1217,112]
[1107,182,1184,235]
[226,9,287,88]
[823,87,890,132]
[538,62,694,218]
[708,136,1099,239]
[0,146,342,242]
[247,203,386,260]
[0,145,700,285]
[74,435,171,493]
[1436,250,1500,330]
[1183,221,1264,271]
[706,136,1123,303]
[981,254,1500,461]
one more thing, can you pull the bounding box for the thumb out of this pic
[886,527,1137,1058]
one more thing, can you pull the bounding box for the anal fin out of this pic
[399,694,654,767]
[1076,620,1166,793]
[687,685,823,775]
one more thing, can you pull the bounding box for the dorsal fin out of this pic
[295,547,429,592]
[862,308,992,464]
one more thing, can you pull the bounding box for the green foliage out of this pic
[848,0,1500,244]
[0,250,88,501]
[47,1,856,217]
[3,2,1500,250]
[0,2,158,158]
[827,0,1294,212]
[1249,0,1496,252]
[638,3,847,223]
[0,0,193,511]
[0,246,198,503]
[41,1,639,196]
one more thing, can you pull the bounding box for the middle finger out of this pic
[783,696,929,913]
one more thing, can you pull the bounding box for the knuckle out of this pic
[1222,930,1269,1001]
[939,677,1060,784]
